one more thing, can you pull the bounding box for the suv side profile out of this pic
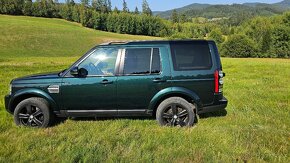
[5,40,227,128]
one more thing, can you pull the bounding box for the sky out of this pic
[60,0,283,11]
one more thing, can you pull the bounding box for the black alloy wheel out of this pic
[162,103,189,127]
[17,105,44,127]
[156,97,196,127]
[14,97,52,128]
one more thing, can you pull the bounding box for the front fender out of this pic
[9,88,58,111]
[148,87,202,112]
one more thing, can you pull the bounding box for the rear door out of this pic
[169,41,216,105]
[116,46,171,115]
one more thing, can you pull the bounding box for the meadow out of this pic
[0,15,289,162]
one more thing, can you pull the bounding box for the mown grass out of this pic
[0,15,289,162]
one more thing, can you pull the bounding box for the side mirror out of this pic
[70,67,79,76]
[70,67,88,77]
[78,68,88,77]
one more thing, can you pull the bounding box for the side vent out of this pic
[48,85,59,94]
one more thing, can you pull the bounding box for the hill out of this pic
[274,0,290,9]
[0,15,157,58]
[156,0,290,19]
[155,3,210,19]
[0,15,289,162]
[244,0,290,9]
[275,0,290,6]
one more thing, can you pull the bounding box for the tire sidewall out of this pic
[156,97,195,127]
[14,98,50,128]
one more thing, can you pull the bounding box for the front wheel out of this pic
[14,97,52,128]
[156,97,196,127]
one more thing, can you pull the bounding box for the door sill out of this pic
[55,109,151,117]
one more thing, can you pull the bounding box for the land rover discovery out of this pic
[5,40,228,128]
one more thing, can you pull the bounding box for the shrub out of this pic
[221,34,258,58]
[168,32,190,39]
[208,28,224,44]
[271,25,290,58]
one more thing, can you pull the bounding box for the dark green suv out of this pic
[5,40,227,128]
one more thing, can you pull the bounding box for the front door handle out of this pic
[100,79,113,84]
[153,78,167,83]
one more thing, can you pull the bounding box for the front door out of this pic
[61,47,120,116]
[117,47,171,116]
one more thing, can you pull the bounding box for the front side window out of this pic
[78,48,118,76]
[170,41,212,71]
[123,48,161,75]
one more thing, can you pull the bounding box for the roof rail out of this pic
[100,41,128,45]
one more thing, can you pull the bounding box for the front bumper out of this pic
[4,94,12,114]
[198,96,228,114]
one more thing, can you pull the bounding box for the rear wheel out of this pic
[156,97,196,127]
[14,97,52,128]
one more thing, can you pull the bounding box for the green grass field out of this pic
[0,15,289,162]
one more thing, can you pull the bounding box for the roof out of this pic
[99,39,212,46]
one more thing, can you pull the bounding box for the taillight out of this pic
[214,70,219,93]
[214,70,224,93]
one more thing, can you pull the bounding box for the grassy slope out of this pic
[0,15,157,58]
[0,15,289,162]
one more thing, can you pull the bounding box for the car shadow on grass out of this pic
[51,116,155,127]
[198,108,227,119]
[51,109,227,127]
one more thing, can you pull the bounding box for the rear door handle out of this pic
[100,79,113,84]
[153,78,167,83]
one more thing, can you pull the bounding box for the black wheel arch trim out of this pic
[148,87,202,114]
[6,88,58,113]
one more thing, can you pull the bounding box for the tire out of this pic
[156,97,196,127]
[14,97,52,128]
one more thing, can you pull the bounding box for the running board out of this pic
[54,109,152,117]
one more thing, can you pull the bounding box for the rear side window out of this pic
[123,48,161,75]
[170,41,212,71]
[151,48,161,74]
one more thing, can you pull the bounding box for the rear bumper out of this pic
[4,94,12,114]
[198,96,228,114]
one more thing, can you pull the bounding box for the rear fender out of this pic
[148,87,202,112]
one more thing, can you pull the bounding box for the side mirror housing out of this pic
[70,67,79,76]
[70,67,88,77]
[78,68,88,77]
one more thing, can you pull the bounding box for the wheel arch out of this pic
[149,87,202,116]
[8,88,58,113]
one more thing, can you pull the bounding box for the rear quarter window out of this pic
[170,41,212,71]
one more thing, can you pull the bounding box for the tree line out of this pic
[0,0,166,36]
[0,0,289,58]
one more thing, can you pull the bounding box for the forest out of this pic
[0,0,289,58]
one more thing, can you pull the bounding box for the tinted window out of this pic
[151,48,161,74]
[170,41,212,71]
[78,48,118,76]
[123,48,161,75]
